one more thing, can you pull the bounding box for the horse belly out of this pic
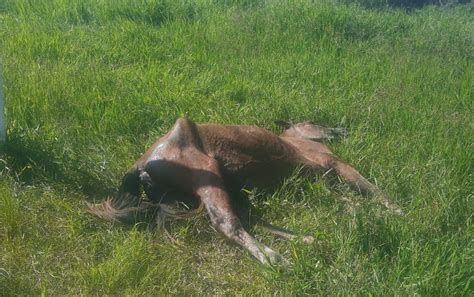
[227,158,296,188]
[198,124,299,188]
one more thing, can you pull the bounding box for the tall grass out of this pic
[0,0,472,295]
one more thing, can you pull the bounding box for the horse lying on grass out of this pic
[88,118,403,265]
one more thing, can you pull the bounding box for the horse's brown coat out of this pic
[88,118,402,265]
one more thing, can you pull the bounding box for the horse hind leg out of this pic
[255,218,315,244]
[276,120,347,142]
[227,184,315,244]
[284,137,403,215]
[328,159,404,215]
[323,157,403,215]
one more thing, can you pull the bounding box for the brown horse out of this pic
[88,118,402,265]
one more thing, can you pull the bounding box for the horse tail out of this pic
[86,168,159,224]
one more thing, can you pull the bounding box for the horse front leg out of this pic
[193,158,289,266]
[276,120,348,141]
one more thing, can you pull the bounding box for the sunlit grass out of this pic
[0,0,472,295]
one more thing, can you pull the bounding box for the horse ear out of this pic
[274,120,292,129]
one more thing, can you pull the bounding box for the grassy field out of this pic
[0,0,472,295]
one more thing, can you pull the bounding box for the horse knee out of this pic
[207,206,241,237]
[315,154,337,170]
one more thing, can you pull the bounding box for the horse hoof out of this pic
[302,235,315,244]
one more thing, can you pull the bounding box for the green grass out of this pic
[0,0,472,295]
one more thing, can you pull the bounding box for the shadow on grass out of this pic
[0,134,114,200]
